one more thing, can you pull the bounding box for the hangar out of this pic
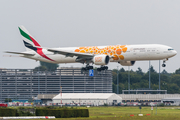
[52,93,122,106]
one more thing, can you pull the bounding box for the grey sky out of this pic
[0,0,179,73]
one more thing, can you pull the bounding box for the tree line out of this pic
[112,66,180,94]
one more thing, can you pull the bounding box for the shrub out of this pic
[104,103,108,106]
[16,111,34,116]
[0,108,17,117]
[36,108,89,118]
[159,103,165,107]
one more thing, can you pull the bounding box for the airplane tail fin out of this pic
[18,26,41,51]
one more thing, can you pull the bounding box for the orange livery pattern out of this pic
[74,45,128,60]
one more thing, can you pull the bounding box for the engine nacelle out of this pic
[92,55,110,65]
[119,61,135,66]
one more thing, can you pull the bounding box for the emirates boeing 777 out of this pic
[5,26,177,71]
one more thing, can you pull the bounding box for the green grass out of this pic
[8,106,180,120]
[58,106,180,120]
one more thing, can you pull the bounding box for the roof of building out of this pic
[37,94,58,99]
[162,98,180,100]
[53,93,122,100]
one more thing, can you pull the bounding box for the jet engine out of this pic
[92,55,110,65]
[119,61,135,66]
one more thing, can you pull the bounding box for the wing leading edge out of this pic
[47,48,94,58]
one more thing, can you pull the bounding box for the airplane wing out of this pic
[48,48,114,64]
[48,48,94,63]
[5,51,35,56]
[47,48,94,58]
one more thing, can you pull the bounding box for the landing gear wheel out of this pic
[86,66,93,70]
[162,60,166,67]
[104,66,108,70]
[162,64,166,67]
[82,65,93,71]
[97,66,108,71]
[97,68,101,71]
[81,67,87,71]
[89,66,93,69]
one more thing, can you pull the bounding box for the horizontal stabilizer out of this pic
[5,51,35,56]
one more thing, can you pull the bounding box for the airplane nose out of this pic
[170,50,177,57]
[173,50,177,56]
[168,50,177,58]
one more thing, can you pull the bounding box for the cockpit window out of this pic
[168,48,174,51]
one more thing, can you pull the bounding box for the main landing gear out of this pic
[81,65,108,71]
[81,65,93,71]
[97,66,108,71]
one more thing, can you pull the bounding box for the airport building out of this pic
[53,93,122,106]
[119,94,180,102]
[0,68,112,102]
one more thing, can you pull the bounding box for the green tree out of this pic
[162,69,168,74]
[5,98,12,102]
[175,68,180,74]
[40,61,59,71]
[34,66,47,71]
[160,74,169,83]
[129,72,142,83]
[112,65,180,94]
[136,67,143,75]
[170,74,180,87]
[148,66,156,73]
[119,68,125,72]
[167,83,180,93]
[112,83,117,93]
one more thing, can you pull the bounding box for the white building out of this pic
[119,94,180,102]
[52,93,122,106]
[161,98,180,106]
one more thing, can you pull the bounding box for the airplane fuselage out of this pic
[24,44,177,64]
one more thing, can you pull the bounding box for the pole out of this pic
[8,95,9,107]
[8,90,9,106]
[128,66,130,94]
[117,66,119,94]
[156,104,157,115]
[32,96,35,115]
[60,86,62,107]
[159,60,161,92]
[38,67,40,94]
[149,61,151,89]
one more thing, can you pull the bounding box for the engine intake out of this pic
[93,55,110,65]
[119,61,135,66]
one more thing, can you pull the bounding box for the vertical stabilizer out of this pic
[18,26,41,51]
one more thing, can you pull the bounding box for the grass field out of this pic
[58,106,180,120]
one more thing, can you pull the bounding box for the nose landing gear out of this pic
[162,59,168,67]
[162,63,166,67]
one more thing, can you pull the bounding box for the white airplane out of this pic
[5,26,177,71]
